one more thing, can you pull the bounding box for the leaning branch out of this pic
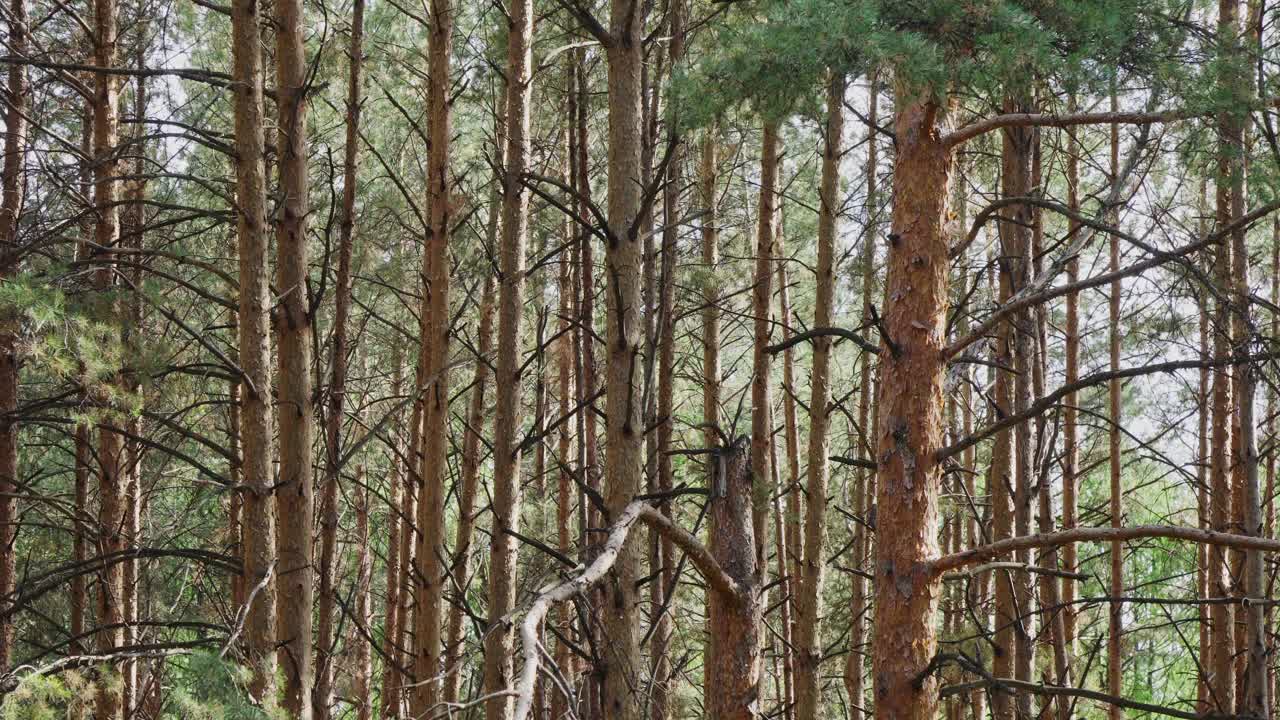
[510,500,736,720]
[931,525,1280,576]
[945,108,1196,148]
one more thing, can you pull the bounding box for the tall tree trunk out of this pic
[120,65,147,715]
[483,0,531,714]
[1030,134,1070,720]
[989,115,1017,720]
[410,0,454,711]
[316,0,365,712]
[650,5,684,716]
[92,0,124,710]
[1061,99,1081,662]
[698,122,720,718]
[749,117,778,627]
[845,71,878,720]
[600,0,645,712]
[273,0,316,705]
[231,0,279,696]
[552,111,578,720]
[1106,91,1124,720]
[0,0,25,676]
[794,73,842,720]
[1000,93,1036,720]
[870,91,950,720]
[1209,4,1238,705]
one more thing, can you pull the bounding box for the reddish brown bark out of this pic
[272,0,316,705]
[870,92,950,720]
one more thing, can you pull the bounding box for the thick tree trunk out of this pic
[707,440,762,720]
[870,92,950,720]
[483,0,532,711]
[316,0,365,712]
[794,74,842,720]
[0,0,25,676]
[231,0,279,691]
[600,0,645,713]
[354,466,374,720]
[92,0,124,711]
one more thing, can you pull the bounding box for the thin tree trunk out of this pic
[0,0,24,671]
[552,109,578,720]
[698,122,720,719]
[380,358,404,720]
[272,0,316,706]
[1030,134,1070,720]
[0,0,25,676]
[1210,4,1238,705]
[794,74,842,720]
[443,274,496,706]
[92,0,124,709]
[749,119,778,623]
[1061,98,1081,662]
[990,111,1017,720]
[1106,90,1124,720]
[355,465,374,720]
[870,90,950,720]
[316,0,365,712]
[845,71,878,720]
[483,0,532,713]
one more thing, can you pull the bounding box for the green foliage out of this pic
[1,671,93,720]
[679,0,1190,126]
[166,652,286,720]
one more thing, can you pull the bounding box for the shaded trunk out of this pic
[443,275,496,706]
[354,466,374,720]
[273,0,316,706]
[0,0,24,676]
[316,0,365,711]
[845,71,878,720]
[794,74,842,720]
[1105,96,1124,720]
[379,358,404,720]
[1061,100,1081,660]
[92,0,124,710]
